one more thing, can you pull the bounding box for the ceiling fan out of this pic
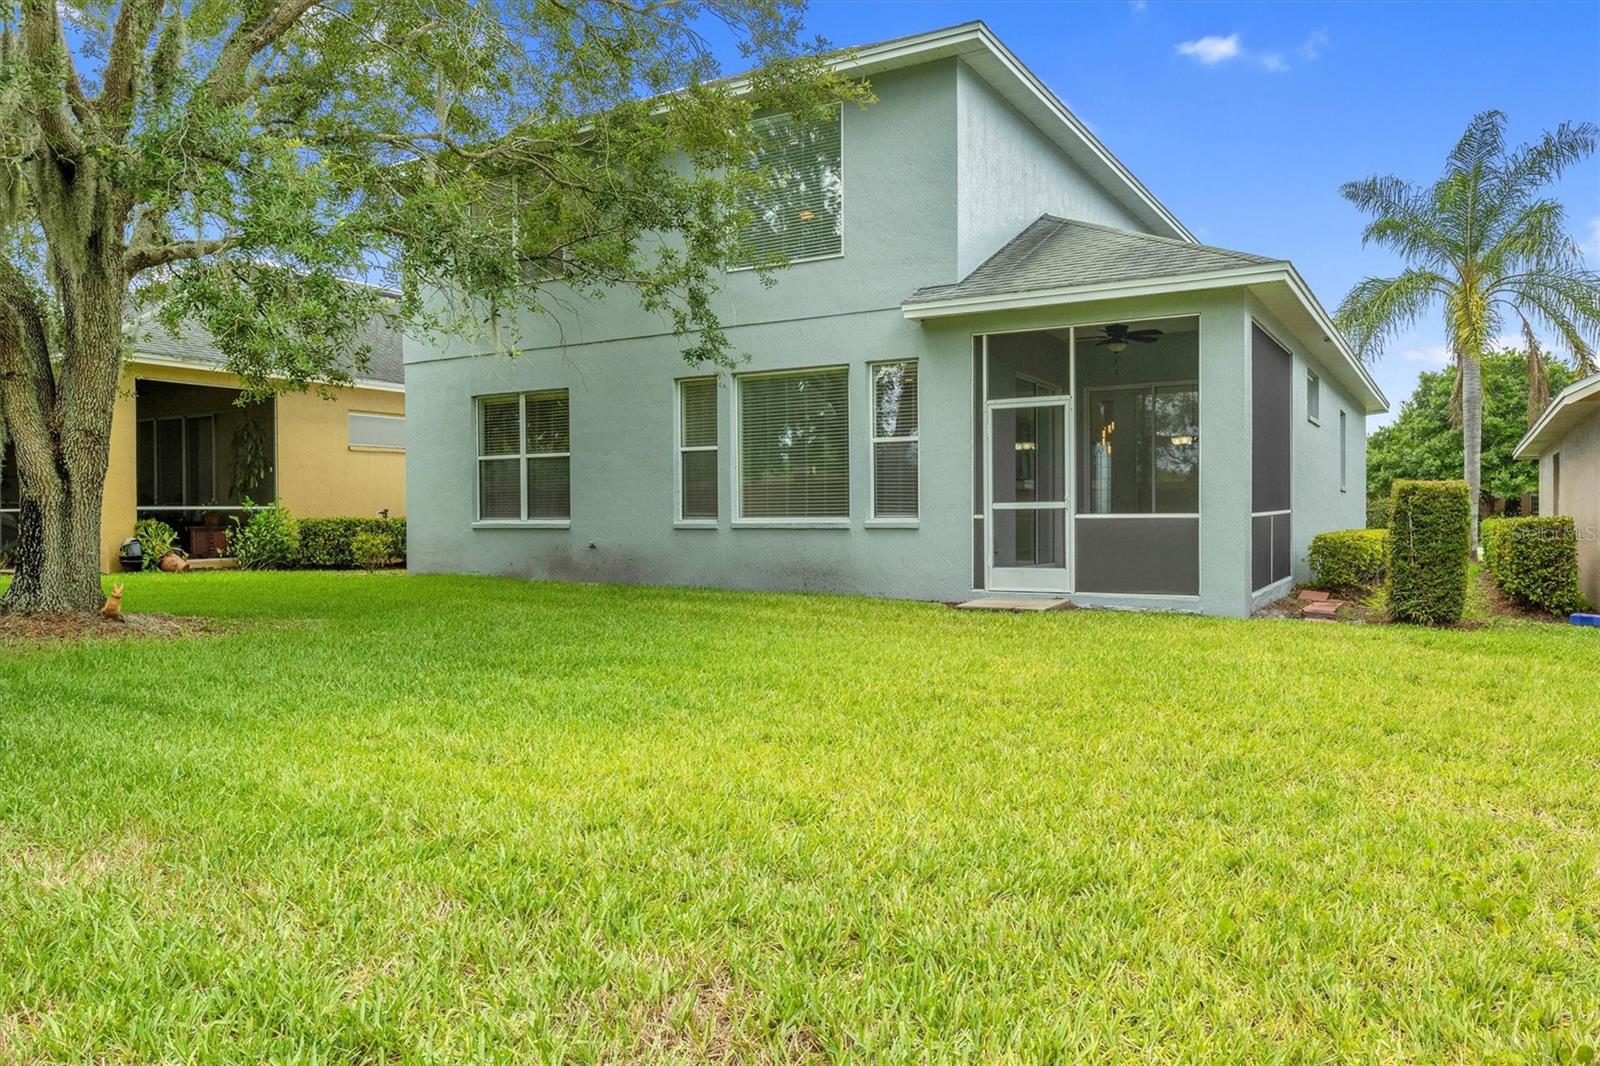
[1088,323,1163,354]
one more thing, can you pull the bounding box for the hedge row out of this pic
[1308,528,1389,591]
[296,516,407,568]
[1365,496,1393,530]
[1482,516,1587,616]
[1387,480,1471,624]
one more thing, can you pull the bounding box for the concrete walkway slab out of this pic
[955,596,1069,612]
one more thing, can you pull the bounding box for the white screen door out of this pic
[986,397,1071,592]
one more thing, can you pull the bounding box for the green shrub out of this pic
[1309,529,1389,591]
[228,502,300,570]
[350,531,394,571]
[296,517,406,569]
[1387,480,1471,624]
[1366,496,1393,530]
[1481,515,1586,615]
[133,518,181,571]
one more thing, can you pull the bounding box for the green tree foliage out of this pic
[1367,350,1576,504]
[0,0,865,610]
[1336,112,1600,545]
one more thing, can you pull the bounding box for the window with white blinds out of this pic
[678,378,719,522]
[736,107,843,267]
[870,361,918,519]
[476,390,570,523]
[737,367,849,520]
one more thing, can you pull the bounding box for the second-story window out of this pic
[736,106,843,267]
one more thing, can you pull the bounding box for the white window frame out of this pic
[1307,370,1321,425]
[867,359,919,526]
[675,377,719,528]
[729,105,845,272]
[472,390,571,528]
[731,365,851,528]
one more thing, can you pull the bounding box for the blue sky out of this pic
[731,1,1600,425]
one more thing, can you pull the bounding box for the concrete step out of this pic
[955,596,1070,612]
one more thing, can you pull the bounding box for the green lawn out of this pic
[1,572,1596,1062]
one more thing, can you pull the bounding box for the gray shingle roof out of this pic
[906,216,1281,305]
[129,308,405,387]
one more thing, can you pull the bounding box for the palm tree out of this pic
[1337,111,1600,544]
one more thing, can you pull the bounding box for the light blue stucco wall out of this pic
[953,61,1149,276]
[1246,296,1367,598]
[404,58,1332,617]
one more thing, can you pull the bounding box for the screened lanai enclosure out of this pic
[135,380,276,558]
[974,316,1205,597]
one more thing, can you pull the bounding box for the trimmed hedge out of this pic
[1308,528,1389,591]
[1482,515,1586,615]
[1387,480,1471,624]
[296,517,407,569]
[1366,496,1393,530]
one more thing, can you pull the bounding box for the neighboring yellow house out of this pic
[20,311,407,571]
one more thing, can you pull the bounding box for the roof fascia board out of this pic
[903,263,1388,413]
[129,352,406,393]
[1514,373,1600,459]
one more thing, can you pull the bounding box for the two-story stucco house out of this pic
[403,22,1388,617]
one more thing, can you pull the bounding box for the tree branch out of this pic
[199,0,324,110]
[125,236,240,274]
[18,0,86,159]
[97,0,167,131]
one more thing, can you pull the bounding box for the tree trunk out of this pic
[0,275,123,615]
[1460,351,1484,548]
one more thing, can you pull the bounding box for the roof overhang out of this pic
[712,22,1193,243]
[1515,372,1600,459]
[902,262,1388,414]
[127,351,406,394]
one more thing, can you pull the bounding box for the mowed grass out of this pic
[0,572,1596,1062]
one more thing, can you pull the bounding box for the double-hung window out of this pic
[870,361,918,520]
[736,107,843,267]
[737,366,849,522]
[678,378,719,522]
[476,390,570,523]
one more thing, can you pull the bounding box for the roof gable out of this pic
[720,21,1192,242]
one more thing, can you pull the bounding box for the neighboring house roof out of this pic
[715,21,1193,243]
[902,215,1389,414]
[1515,371,1600,459]
[128,311,406,389]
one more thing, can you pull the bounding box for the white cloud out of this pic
[1176,34,1242,65]
[1298,30,1330,61]
[1179,29,1329,73]
[1581,216,1600,259]
[1399,343,1453,369]
[1129,0,1148,12]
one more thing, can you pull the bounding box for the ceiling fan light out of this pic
[1108,341,1127,354]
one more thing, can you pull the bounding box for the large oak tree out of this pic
[0,0,861,611]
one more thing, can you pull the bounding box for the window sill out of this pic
[674,520,719,530]
[349,445,406,454]
[472,520,570,530]
[866,518,919,529]
[727,251,844,274]
[732,518,850,530]
[1307,416,1321,427]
